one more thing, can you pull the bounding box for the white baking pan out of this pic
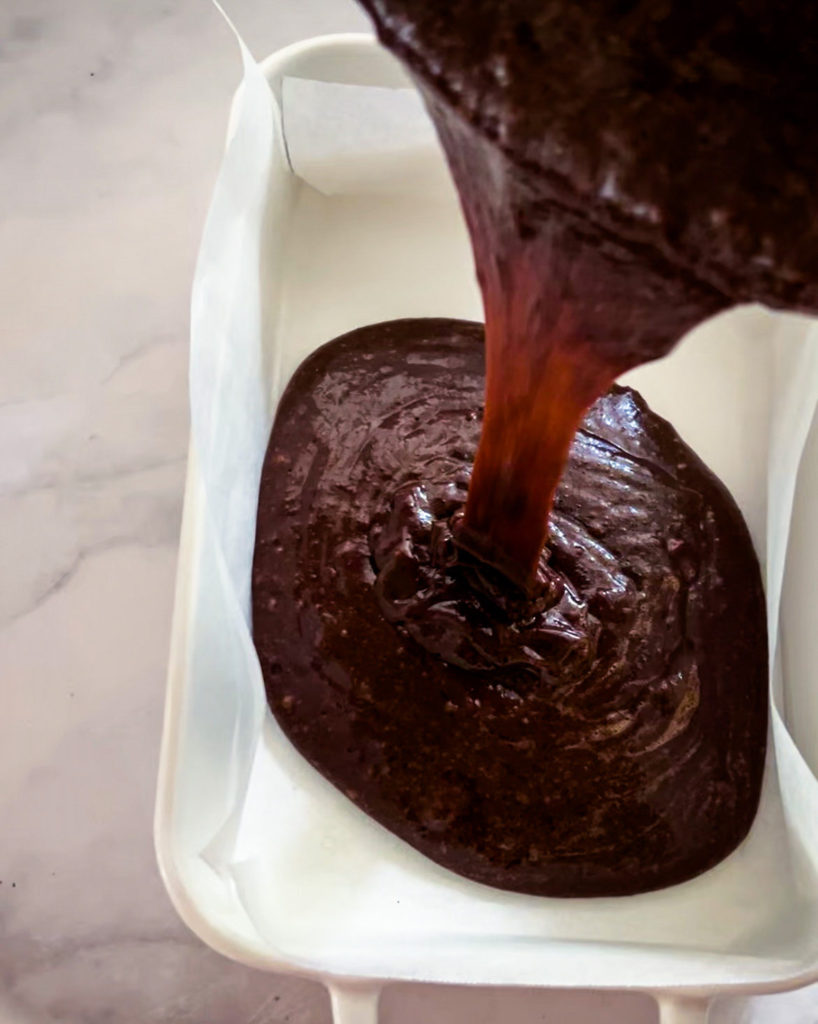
[155,32,818,1024]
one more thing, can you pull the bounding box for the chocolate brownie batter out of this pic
[252,318,767,897]
[249,0,806,895]
[359,0,818,310]
[358,0,818,580]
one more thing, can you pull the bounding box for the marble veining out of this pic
[0,0,814,1020]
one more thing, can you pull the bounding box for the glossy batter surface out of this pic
[252,319,767,897]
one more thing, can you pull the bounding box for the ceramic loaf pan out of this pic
[155,33,818,1024]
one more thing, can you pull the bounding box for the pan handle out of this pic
[328,983,382,1024]
[656,995,711,1023]
[327,984,710,1022]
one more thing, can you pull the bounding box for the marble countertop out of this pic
[1,0,816,1021]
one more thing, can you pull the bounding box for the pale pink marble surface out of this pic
[0,0,816,1020]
